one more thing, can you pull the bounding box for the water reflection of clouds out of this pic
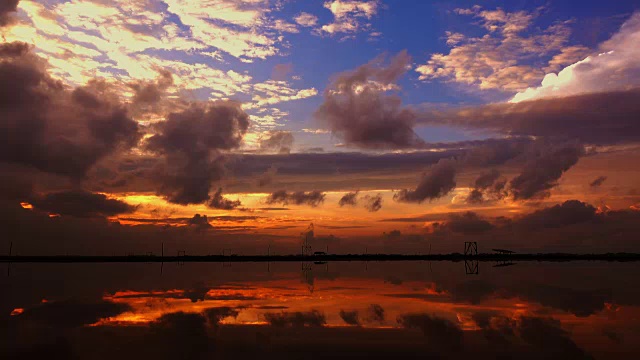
[2,261,640,358]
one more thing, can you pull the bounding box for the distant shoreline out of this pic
[1,253,640,263]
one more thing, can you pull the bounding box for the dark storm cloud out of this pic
[187,214,212,229]
[443,212,494,234]
[265,190,326,207]
[339,310,360,325]
[29,190,135,217]
[316,50,425,149]
[590,176,607,188]
[420,88,640,145]
[516,200,597,229]
[263,310,326,327]
[397,313,463,350]
[338,191,383,212]
[145,101,249,204]
[259,131,294,154]
[466,172,507,204]
[128,68,174,111]
[256,165,277,187]
[229,149,464,178]
[18,299,131,328]
[208,188,241,210]
[394,159,457,203]
[0,0,19,27]
[363,193,383,212]
[509,144,584,200]
[338,191,359,207]
[474,169,502,189]
[0,42,141,179]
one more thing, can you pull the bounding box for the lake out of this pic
[2,260,639,359]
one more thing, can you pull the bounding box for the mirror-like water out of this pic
[2,261,639,359]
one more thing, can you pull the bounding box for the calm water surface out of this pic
[2,261,639,359]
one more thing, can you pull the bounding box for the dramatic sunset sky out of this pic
[2,0,640,255]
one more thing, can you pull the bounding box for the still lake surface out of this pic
[2,260,639,359]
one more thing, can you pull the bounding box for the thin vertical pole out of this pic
[9,242,12,257]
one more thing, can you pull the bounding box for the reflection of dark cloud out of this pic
[148,312,210,359]
[397,313,463,350]
[517,316,591,359]
[203,307,240,327]
[18,299,130,328]
[264,310,326,328]
[367,304,385,323]
[339,310,360,325]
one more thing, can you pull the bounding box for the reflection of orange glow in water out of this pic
[20,202,33,210]
[97,277,544,331]
[11,308,24,316]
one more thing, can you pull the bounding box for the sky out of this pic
[2,0,640,255]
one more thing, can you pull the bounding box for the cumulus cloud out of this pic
[316,51,424,149]
[394,159,457,203]
[0,0,19,27]
[512,12,640,102]
[294,12,318,27]
[265,190,326,207]
[0,42,141,179]
[256,165,277,187]
[145,101,249,204]
[517,200,597,229]
[259,131,294,154]
[338,191,382,212]
[443,212,494,234]
[30,190,135,218]
[417,6,575,91]
[466,170,506,204]
[320,0,380,35]
[339,191,359,207]
[421,88,640,145]
[208,188,242,210]
[187,214,212,229]
[363,193,383,212]
[509,145,584,200]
